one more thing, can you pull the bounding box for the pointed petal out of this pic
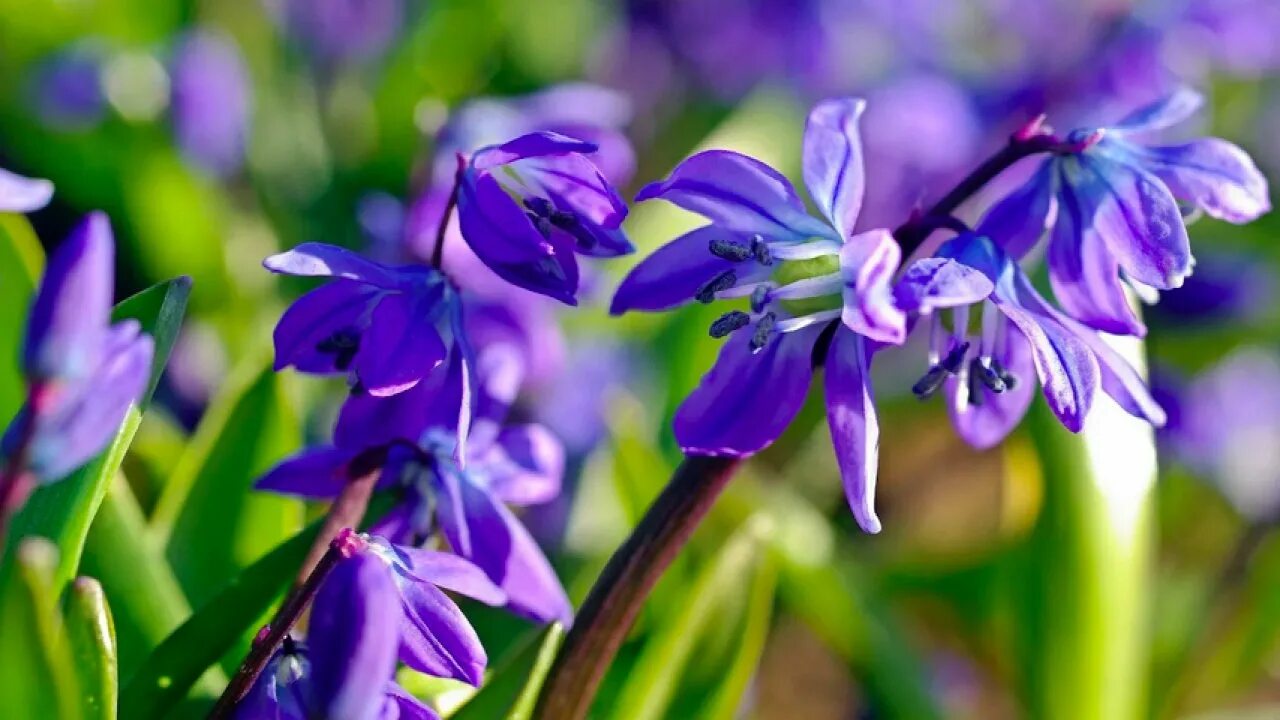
[839,229,905,344]
[824,329,881,533]
[609,226,767,315]
[636,149,833,239]
[264,242,401,288]
[273,279,379,374]
[393,547,506,606]
[673,324,820,456]
[479,424,564,506]
[522,152,628,229]
[1135,138,1270,223]
[0,167,53,212]
[1110,87,1204,135]
[308,552,401,720]
[24,212,114,381]
[353,292,447,397]
[254,446,355,498]
[335,348,465,450]
[976,160,1056,259]
[382,683,441,720]
[1056,316,1166,426]
[946,322,1036,449]
[472,131,598,170]
[892,257,993,315]
[1078,154,1191,289]
[803,97,867,238]
[395,578,489,685]
[1048,174,1147,336]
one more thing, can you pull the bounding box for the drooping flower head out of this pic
[986,88,1270,337]
[2,213,154,484]
[457,132,634,305]
[258,342,571,624]
[265,243,453,399]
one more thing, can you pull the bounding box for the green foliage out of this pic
[0,213,43,421]
[64,577,118,720]
[450,623,566,720]
[0,539,81,720]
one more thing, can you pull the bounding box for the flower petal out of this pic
[1056,316,1166,426]
[382,683,441,720]
[1133,138,1270,223]
[471,131,598,171]
[353,291,447,397]
[273,279,380,374]
[1110,87,1204,135]
[892,257,993,315]
[673,324,820,456]
[308,552,401,720]
[24,212,114,382]
[482,424,564,506]
[254,446,355,498]
[0,167,54,213]
[803,97,867,238]
[393,547,506,606]
[976,160,1055,259]
[264,242,401,288]
[945,322,1036,449]
[609,226,770,315]
[335,348,465,450]
[839,229,906,344]
[522,152,628,229]
[395,578,489,686]
[636,149,834,239]
[823,329,881,533]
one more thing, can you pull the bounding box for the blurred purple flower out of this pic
[272,0,404,64]
[32,46,106,130]
[169,30,252,179]
[457,132,633,305]
[264,243,452,398]
[258,345,572,624]
[0,167,53,214]
[986,89,1269,337]
[1161,348,1280,522]
[1150,249,1276,325]
[2,213,154,483]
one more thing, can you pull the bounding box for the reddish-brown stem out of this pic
[293,468,380,587]
[0,383,46,551]
[532,455,741,720]
[430,156,466,270]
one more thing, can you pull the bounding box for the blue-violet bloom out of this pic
[0,166,53,213]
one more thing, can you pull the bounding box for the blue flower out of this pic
[984,88,1270,336]
[169,29,251,179]
[2,213,154,484]
[264,243,452,398]
[0,166,52,213]
[457,131,633,305]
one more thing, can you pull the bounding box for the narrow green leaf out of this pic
[153,359,304,606]
[607,518,772,720]
[450,622,566,720]
[7,277,191,592]
[0,538,82,720]
[699,547,776,720]
[64,577,118,720]
[0,213,43,421]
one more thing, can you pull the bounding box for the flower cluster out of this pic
[614,90,1268,533]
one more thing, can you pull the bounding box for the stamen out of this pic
[770,272,844,301]
[928,313,943,365]
[523,196,555,216]
[942,341,970,374]
[709,238,753,262]
[980,302,1000,361]
[316,328,360,371]
[750,285,770,313]
[749,312,776,353]
[992,358,1018,390]
[526,212,554,239]
[911,366,949,399]
[696,270,738,303]
[971,358,1007,393]
[750,235,774,265]
[967,363,985,407]
[709,310,751,338]
[951,305,970,348]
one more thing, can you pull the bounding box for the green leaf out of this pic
[697,544,775,720]
[449,622,566,720]
[606,518,774,720]
[0,538,81,720]
[152,358,304,607]
[7,277,191,593]
[120,496,391,719]
[64,577,118,720]
[0,213,43,421]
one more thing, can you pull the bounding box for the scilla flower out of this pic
[457,131,633,305]
[985,88,1270,337]
[0,166,52,213]
[2,213,154,484]
[265,243,452,398]
[614,98,974,532]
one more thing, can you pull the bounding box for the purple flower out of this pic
[457,131,633,305]
[613,97,914,531]
[2,213,153,483]
[897,231,1165,452]
[271,0,404,65]
[257,346,571,624]
[0,167,53,214]
[32,45,106,130]
[986,89,1270,336]
[264,243,452,398]
[236,533,501,719]
[169,30,252,179]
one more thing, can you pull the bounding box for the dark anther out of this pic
[750,235,773,265]
[911,365,949,399]
[750,285,770,314]
[941,341,970,374]
[967,366,986,407]
[317,329,360,371]
[749,312,777,353]
[696,270,738,303]
[971,358,1007,393]
[709,238,753,262]
[281,635,299,656]
[523,196,555,216]
[992,358,1018,390]
[526,212,555,239]
[709,310,751,338]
